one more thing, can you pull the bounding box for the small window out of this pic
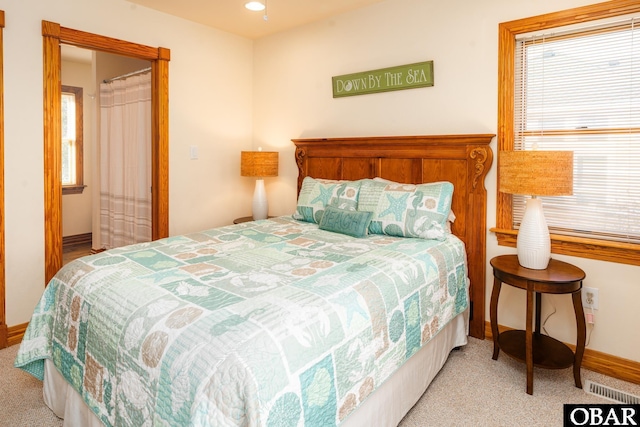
[61,85,85,194]
[495,1,640,265]
[512,19,640,244]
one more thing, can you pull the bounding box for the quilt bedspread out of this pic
[15,216,469,426]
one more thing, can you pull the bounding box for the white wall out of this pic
[252,0,640,362]
[1,0,254,325]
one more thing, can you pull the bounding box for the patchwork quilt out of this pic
[15,216,469,426]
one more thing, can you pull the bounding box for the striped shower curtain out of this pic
[99,72,152,249]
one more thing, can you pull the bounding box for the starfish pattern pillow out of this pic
[293,177,361,224]
[357,179,454,240]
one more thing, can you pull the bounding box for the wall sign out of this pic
[332,61,434,98]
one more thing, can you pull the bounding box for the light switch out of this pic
[190,145,198,160]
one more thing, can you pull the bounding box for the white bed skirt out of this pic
[43,310,468,427]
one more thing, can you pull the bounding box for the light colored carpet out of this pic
[1,337,638,426]
[0,345,63,427]
[399,338,640,426]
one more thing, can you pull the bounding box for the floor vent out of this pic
[584,380,640,404]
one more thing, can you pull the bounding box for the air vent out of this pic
[584,380,640,404]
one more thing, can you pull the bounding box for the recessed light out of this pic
[245,1,265,11]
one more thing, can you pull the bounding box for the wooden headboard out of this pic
[292,134,494,339]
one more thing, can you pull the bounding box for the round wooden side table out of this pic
[489,254,586,395]
[233,216,255,224]
[233,216,274,224]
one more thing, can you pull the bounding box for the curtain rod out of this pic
[103,67,151,84]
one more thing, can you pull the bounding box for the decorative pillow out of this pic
[318,206,374,238]
[373,177,457,226]
[358,179,454,240]
[293,177,361,224]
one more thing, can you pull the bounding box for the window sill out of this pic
[491,228,640,267]
[62,185,86,195]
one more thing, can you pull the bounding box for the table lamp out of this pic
[241,148,279,220]
[499,150,573,270]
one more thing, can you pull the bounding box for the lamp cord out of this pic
[585,305,594,347]
[541,299,556,336]
[541,298,594,348]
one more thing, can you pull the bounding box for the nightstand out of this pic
[233,216,274,224]
[489,254,586,395]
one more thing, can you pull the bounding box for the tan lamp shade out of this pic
[241,151,279,177]
[499,151,573,196]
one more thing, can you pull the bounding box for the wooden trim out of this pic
[0,10,6,349]
[7,322,28,347]
[576,346,640,386]
[62,232,92,247]
[485,322,640,385]
[62,184,87,195]
[43,21,63,285]
[0,324,6,349]
[492,228,640,266]
[292,134,494,339]
[151,48,170,241]
[42,21,170,284]
[496,19,515,235]
[59,27,160,60]
[496,0,640,265]
[498,0,640,34]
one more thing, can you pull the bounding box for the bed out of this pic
[15,134,493,426]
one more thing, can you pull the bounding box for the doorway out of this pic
[42,21,170,283]
[61,47,152,264]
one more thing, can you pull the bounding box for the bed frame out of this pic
[292,134,494,339]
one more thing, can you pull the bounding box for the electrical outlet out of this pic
[582,287,599,310]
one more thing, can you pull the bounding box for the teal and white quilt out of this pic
[15,216,469,426]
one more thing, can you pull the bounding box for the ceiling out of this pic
[62,44,93,63]
[61,0,385,63]
[126,0,385,40]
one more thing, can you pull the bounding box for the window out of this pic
[61,85,84,194]
[495,1,640,266]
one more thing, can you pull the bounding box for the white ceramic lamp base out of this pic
[252,178,268,220]
[516,197,551,270]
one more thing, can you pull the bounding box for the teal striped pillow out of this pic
[318,206,374,238]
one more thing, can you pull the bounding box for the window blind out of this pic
[513,17,640,243]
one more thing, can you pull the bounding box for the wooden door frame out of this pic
[42,21,170,284]
[0,11,7,348]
